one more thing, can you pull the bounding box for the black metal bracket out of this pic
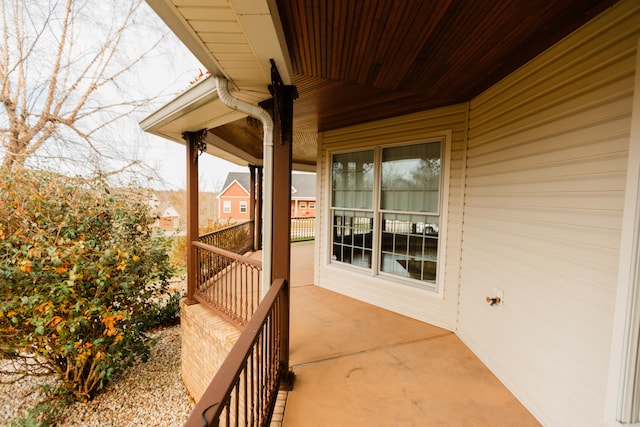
[182,129,208,159]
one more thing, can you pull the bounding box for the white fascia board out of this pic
[140,76,220,141]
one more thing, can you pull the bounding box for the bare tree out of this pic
[0,0,168,175]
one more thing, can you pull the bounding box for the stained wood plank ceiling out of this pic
[213,0,619,166]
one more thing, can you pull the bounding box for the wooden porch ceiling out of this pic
[278,0,619,132]
[213,0,619,167]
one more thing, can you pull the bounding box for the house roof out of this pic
[290,173,315,199]
[220,172,316,199]
[142,0,620,170]
[219,172,252,197]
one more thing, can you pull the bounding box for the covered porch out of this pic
[281,242,539,426]
[140,1,640,425]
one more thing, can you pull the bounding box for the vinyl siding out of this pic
[457,2,640,426]
[316,104,468,330]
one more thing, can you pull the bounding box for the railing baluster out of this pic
[242,362,247,427]
[233,380,239,427]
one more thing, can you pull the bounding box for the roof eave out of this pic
[140,77,261,166]
[141,77,220,141]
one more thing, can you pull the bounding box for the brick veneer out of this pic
[180,300,241,401]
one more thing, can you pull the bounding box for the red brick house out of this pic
[218,172,315,221]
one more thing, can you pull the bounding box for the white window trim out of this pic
[325,133,451,296]
[223,200,231,213]
[239,201,248,213]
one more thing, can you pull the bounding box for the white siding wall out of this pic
[316,104,468,330]
[457,2,640,426]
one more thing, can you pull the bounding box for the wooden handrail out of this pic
[193,241,262,268]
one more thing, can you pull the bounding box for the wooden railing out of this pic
[193,241,262,327]
[184,278,289,427]
[290,216,315,242]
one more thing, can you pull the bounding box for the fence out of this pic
[290,216,315,242]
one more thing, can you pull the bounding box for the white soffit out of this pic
[146,0,292,90]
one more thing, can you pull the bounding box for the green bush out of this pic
[143,289,183,330]
[0,170,175,402]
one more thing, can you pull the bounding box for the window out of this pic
[239,201,248,213]
[300,202,307,209]
[223,200,231,213]
[330,139,443,289]
[309,202,316,209]
[331,150,374,268]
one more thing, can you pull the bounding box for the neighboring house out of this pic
[217,172,251,221]
[290,173,316,218]
[218,172,316,221]
[156,203,180,230]
[111,188,182,232]
[149,190,219,233]
[151,191,182,231]
[141,1,640,426]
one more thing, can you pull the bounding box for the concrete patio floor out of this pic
[283,242,540,426]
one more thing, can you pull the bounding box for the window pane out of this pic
[332,150,374,209]
[381,142,441,213]
[331,210,374,268]
[380,213,439,283]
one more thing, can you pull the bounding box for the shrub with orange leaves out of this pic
[0,170,175,402]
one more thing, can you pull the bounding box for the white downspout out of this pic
[215,76,273,298]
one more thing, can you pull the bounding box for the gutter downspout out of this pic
[215,76,273,298]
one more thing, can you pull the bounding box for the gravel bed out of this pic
[1,325,195,426]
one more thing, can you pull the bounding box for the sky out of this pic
[0,0,247,193]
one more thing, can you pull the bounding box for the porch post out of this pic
[182,129,206,304]
[266,59,298,390]
[249,165,256,250]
